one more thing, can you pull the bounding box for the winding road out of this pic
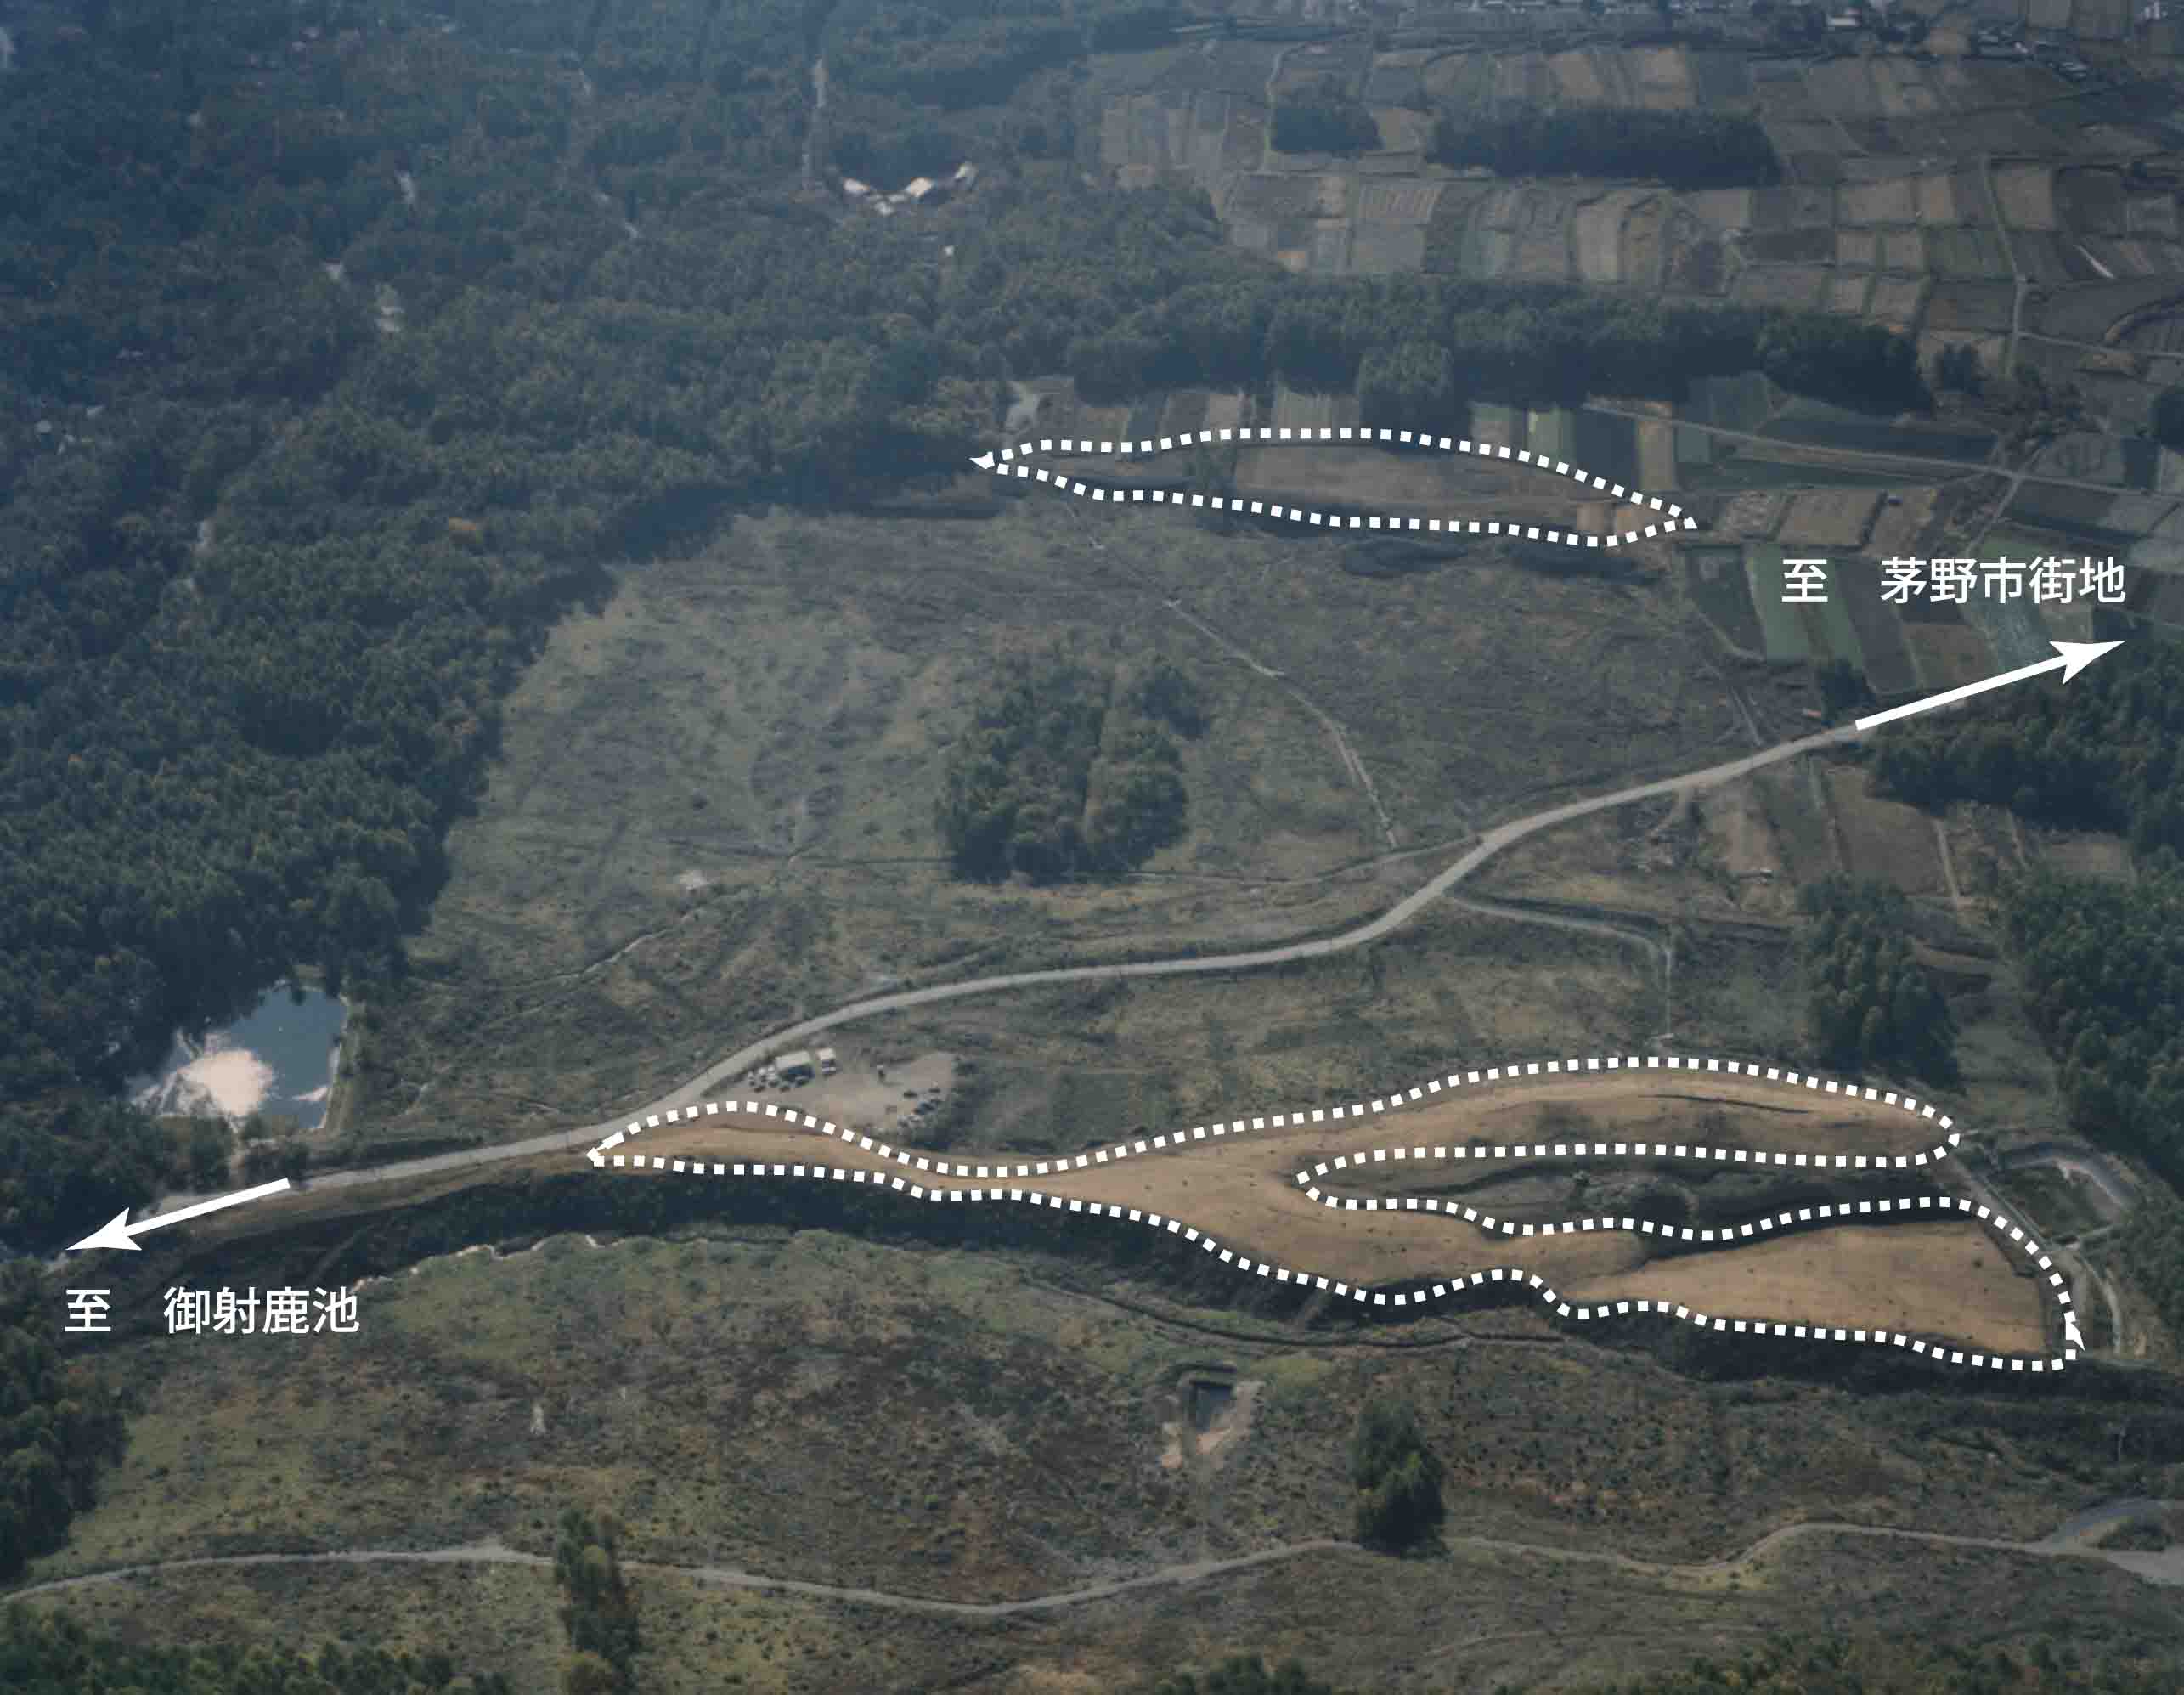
[151,721,1862,1225]
[9,1498,2177,1615]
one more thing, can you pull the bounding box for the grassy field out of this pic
[347,500,1746,1150]
[23,1221,2179,1692]
[25,1503,2184,1694]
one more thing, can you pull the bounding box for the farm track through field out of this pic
[10,1498,2180,1613]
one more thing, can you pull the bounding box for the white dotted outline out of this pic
[584,1053,2080,1371]
[971,430,1697,548]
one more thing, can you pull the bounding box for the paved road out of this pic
[10,1498,2178,1616]
[137,722,1864,1229]
[1583,404,2134,499]
[2002,1143,2139,1218]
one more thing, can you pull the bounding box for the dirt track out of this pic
[10,1495,2178,1615]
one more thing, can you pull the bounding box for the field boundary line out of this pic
[585,1053,2082,1372]
[971,427,1701,548]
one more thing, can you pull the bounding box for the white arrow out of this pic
[1854,641,2123,732]
[66,1178,294,1251]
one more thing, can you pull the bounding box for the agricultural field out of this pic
[1076,17,2184,641]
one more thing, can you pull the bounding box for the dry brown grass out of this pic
[617,1069,2044,1354]
[1572,1222,2046,1353]
[1824,766,1947,896]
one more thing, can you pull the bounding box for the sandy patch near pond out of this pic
[136,1039,274,1122]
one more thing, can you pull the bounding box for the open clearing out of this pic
[606,1067,2054,1358]
[349,498,1744,1152]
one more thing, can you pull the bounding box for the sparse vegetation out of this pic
[1549,1635,2182,1693]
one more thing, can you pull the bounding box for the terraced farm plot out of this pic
[1799,583,1867,673]
[1355,177,1444,225]
[1747,545,1814,662]
[1838,177,1917,226]
[1685,547,1764,657]
[1995,163,2060,230]
[1780,489,1883,551]
[1823,766,1946,896]
[1831,558,1922,697]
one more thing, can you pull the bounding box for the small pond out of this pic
[130,985,348,1130]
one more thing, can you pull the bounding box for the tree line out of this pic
[1872,641,2184,861]
[1273,75,1381,155]
[1428,108,1782,189]
[0,1611,514,1695]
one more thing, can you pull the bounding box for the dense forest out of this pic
[2000,864,2184,1192]
[0,1264,130,1583]
[1871,640,2184,1184]
[2118,1192,2184,1345]
[0,1609,511,1695]
[1427,108,1782,189]
[1272,74,1381,155]
[0,0,1909,1254]
[1797,877,1959,1085]
[1865,636,2184,1325]
[1872,641,2184,860]
[937,648,1206,881]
